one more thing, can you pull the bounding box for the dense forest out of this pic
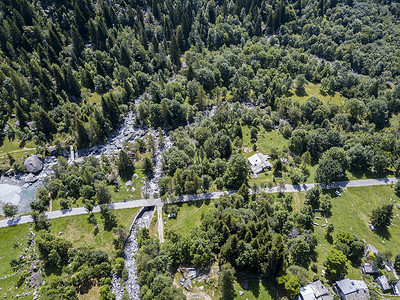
[2,0,400,299]
[0,0,399,151]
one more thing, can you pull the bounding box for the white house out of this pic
[299,280,333,300]
[247,152,272,174]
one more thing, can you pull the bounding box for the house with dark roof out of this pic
[299,280,333,300]
[361,263,378,275]
[335,278,370,300]
[376,276,391,292]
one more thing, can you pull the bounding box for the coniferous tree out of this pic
[117,150,135,181]
[170,33,180,68]
[75,119,90,148]
[71,25,84,56]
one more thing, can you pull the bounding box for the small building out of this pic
[361,263,378,275]
[393,281,400,295]
[376,276,391,292]
[364,244,379,260]
[247,152,272,174]
[335,278,370,300]
[299,280,333,300]
[384,263,392,273]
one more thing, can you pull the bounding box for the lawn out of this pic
[0,137,36,164]
[164,200,215,236]
[288,83,345,106]
[295,185,400,281]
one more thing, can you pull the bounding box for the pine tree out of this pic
[75,119,90,148]
[33,107,56,137]
[117,150,135,180]
[74,3,88,39]
[170,33,181,68]
[71,25,84,56]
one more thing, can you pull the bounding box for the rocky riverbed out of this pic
[112,207,155,300]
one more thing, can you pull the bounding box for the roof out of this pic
[361,263,378,274]
[364,244,379,257]
[248,153,272,174]
[299,280,333,300]
[377,276,391,291]
[336,279,369,300]
[299,285,315,300]
[394,281,400,295]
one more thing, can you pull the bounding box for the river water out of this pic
[0,180,41,214]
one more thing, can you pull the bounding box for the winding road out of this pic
[1,177,399,228]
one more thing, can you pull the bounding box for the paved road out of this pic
[1,177,399,228]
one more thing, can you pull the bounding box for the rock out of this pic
[47,146,57,156]
[239,291,244,296]
[25,173,38,183]
[24,156,43,174]
[26,121,35,131]
[125,180,132,187]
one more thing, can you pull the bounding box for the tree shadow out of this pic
[78,279,96,295]
[18,140,27,148]
[375,226,391,240]
[326,234,333,244]
[236,274,260,298]
[44,264,63,276]
[295,89,308,97]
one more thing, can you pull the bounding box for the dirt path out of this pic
[0,147,36,154]
[157,205,164,243]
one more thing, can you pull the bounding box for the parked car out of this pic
[335,190,341,196]
[369,224,375,231]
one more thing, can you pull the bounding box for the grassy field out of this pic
[295,185,400,282]
[111,169,145,201]
[49,208,139,255]
[288,83,345,106]
[0,208,139,299]
[164,200,215,236]
[0,224,32,299]
[241,126,289,156]
[87,92,102,104]
[234,276,277,300]
[0,137,36,164]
